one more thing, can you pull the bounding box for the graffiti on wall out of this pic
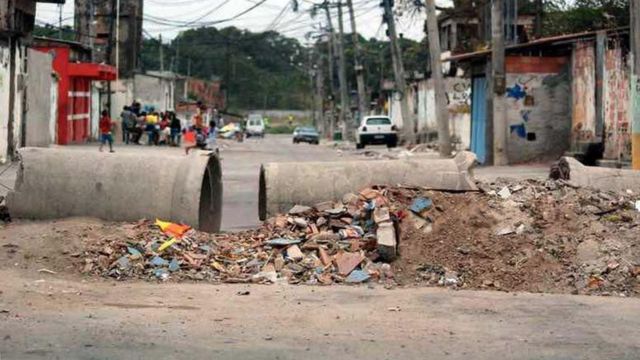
[506,75,540,140]
[602,45,631,161]
[447,80,471,114]
[571,41,596,142]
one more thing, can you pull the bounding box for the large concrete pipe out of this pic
[259,151,478,220]
[563,156,640,193]
[8,148,223,232]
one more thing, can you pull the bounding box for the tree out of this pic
[140,27,311,111]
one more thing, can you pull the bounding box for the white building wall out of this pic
[0,42,11,163]
[25,48,54,147]
[414,77,471,149]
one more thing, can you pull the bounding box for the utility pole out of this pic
[425,0,452,157]
[308,46,317,128]
[159,34,164,72]
[175,37,180,73]
[58,4,63,39]
[115,0,121,78]
[346,0,367,126]
[89,0,95,62]
[491,0,508,165]
[382,0,415,144]
[106,0,117,113]
[315,43,325,131]
[323,4,338,140]
[631,0,640,169]
[336,1,350,140]
[534,0,543,38]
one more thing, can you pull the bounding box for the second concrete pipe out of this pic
[8,148,223,232]
[259,151,478,220]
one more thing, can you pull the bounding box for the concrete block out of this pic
[376,222,397,262]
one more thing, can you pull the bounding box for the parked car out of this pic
[355,116,398,149]
[246,114,265,137]
[293,127,320,145]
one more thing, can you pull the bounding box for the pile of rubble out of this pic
[81,187,418,286]
[394,178,640,296]
[78,178,639,296]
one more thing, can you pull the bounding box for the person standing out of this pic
[120,106,136,144]
[170,112,182,146]
[207,119,218,150]
[99,110,115,153]
[145,109,159,145]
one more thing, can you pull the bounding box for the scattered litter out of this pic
[495,226,515,236]
[158,238,178,252]
[151,256,169,267]
[345,270,370,283]
[155,219,191,238]
[289,205,312,215]
[497,187,511,200]
[387,306,401,312]
[237,291,251,296]
[37,268,57,275]
[410,197,433,214]
[265,238,301,246]
[154,268,170,281]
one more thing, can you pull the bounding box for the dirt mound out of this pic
[392,179,640,296]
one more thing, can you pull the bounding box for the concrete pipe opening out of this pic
[199,155,223,232]
[8,148,223,233]
[259,151,478,220]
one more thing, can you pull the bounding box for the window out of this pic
[366,118,392,125]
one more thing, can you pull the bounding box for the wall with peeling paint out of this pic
[572,41,597,145]
[504,67,571,163]
[603,45,631,161]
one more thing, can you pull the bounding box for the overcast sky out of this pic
[35,0,428,44]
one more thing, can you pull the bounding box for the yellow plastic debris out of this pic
[155,219,191,238]
[158,238,178,252]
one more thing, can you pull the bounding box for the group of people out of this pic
[98,101,225,154]
[120,103,184,147]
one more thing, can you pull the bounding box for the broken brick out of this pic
[334,251,365,276]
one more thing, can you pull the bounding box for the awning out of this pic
[68,63,117,81]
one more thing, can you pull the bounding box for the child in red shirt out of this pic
[99,110,115,153]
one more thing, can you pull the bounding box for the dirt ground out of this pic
[1,266,640,360]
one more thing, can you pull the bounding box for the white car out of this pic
[246,114,265,137]
[355,116,398,149]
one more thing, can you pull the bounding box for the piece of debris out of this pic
[376,222,397,262]
[237,291,251,296]
[286,245,304,261]
[334,252,365,276]
[410,197,432,214]
[289,205,312,215]
[387,306,401,312]
[497,187,511,200]
[345,270,370,283]
[266,238,301,246]
[37,268,57,275]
